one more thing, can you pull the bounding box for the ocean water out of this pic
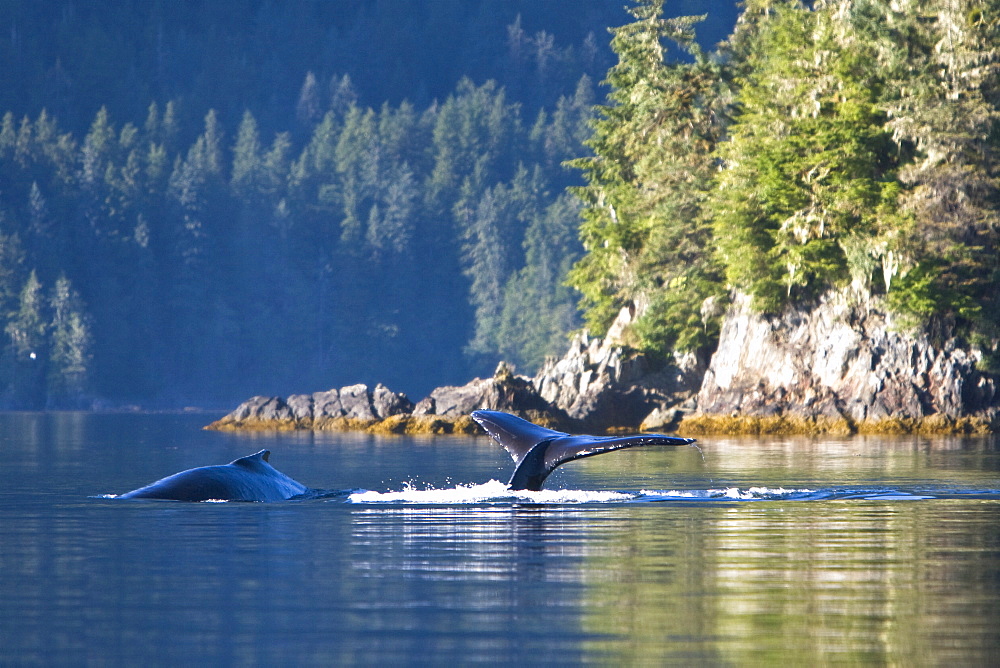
[2,412,999,665]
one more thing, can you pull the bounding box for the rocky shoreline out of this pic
[207,293,1000,436]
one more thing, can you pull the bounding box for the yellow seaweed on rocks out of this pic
[678,413,994,436]
[205,413,484,435]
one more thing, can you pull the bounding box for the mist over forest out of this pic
[0,1,740,407]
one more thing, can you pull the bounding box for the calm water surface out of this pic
[1,413,998,665]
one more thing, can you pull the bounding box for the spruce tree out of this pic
[567,0,727,354]
[48,275,92,405]
[5,271,47,407]
[878,0,1000,336]
[711,0,897,312]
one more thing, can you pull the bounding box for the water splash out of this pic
[638,487,818,501]
[347,483,825,504]
[346,484,1000,505]
[348,480,638,504]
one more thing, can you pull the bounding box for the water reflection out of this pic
[579,501,1000,665]
[3,414,999,665]
[345,505,605,662]
[350,506,593,582]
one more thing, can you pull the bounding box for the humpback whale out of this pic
[116,449,308,501]
[472,410,696,491]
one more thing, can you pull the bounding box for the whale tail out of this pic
[471,410,695,491]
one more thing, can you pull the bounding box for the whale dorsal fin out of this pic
[471,410,566,464]
[472,410,696,491]
[231,449,271,468]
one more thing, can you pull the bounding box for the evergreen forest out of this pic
[2,0,720,406]
[0,0,996,409]
[570,0,999,369]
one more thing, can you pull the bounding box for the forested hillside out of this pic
[16,0,994,414]
[571,0,999,370]
[0,1,741,407]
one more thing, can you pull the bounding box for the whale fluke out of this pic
[471,410,695,491]
[116,449,308,502]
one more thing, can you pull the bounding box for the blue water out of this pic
[2,413,999,665]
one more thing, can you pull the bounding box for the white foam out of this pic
[348,480,638,504]
[639,487,815,500]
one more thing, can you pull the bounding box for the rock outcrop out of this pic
[684,292,998,434]
[206,366,568,434]
[208,382,417,431]
[532,306,703,431]
[413,362,559,423]
[208,294,1000,435]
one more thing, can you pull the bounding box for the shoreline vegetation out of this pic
[206,410,997,437]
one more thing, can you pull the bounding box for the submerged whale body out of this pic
[472,410,696,491]
[117,449,308,502]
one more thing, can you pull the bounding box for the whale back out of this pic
[118,449,307,502]
[230,449,272,470]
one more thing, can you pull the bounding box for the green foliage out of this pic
[568,0,1000,366]
[877,0,1000,332]
[0,53,598,403]
[2,0,998,405]
[0,269,91,407]
[567,0,728,353]
[711,1,898,313]
[48,275,93,405]
[496,191,583,370]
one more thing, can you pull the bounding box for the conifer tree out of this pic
[48,275,92,404]
[878,0,1000,334]
[568,0,728,354]
[711,0,897,312]
[231,110,262,197]
[5,271,47,407]
[497,190,582,370]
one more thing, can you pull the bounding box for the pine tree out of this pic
[878,0,1000,335]
[296,71,322,128]
[567,0,728,354]
[231,110,262,197]
[48,275,92,405]
[497,190,582,371]
[711,0,897,312]
[5,271,47,407]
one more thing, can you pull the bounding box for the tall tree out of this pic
[5,271,47,407]
[497,190,582,370]
[711,0,898,313]
[48,275,92,405]
[878,0,1000,335]
[567,0,728,354]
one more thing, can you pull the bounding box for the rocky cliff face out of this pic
[208,294,999,435]
[688,292,998,433]
[532,306,703,430]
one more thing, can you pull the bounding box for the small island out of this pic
[178,2,1000,435]
[209,296,999,436]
